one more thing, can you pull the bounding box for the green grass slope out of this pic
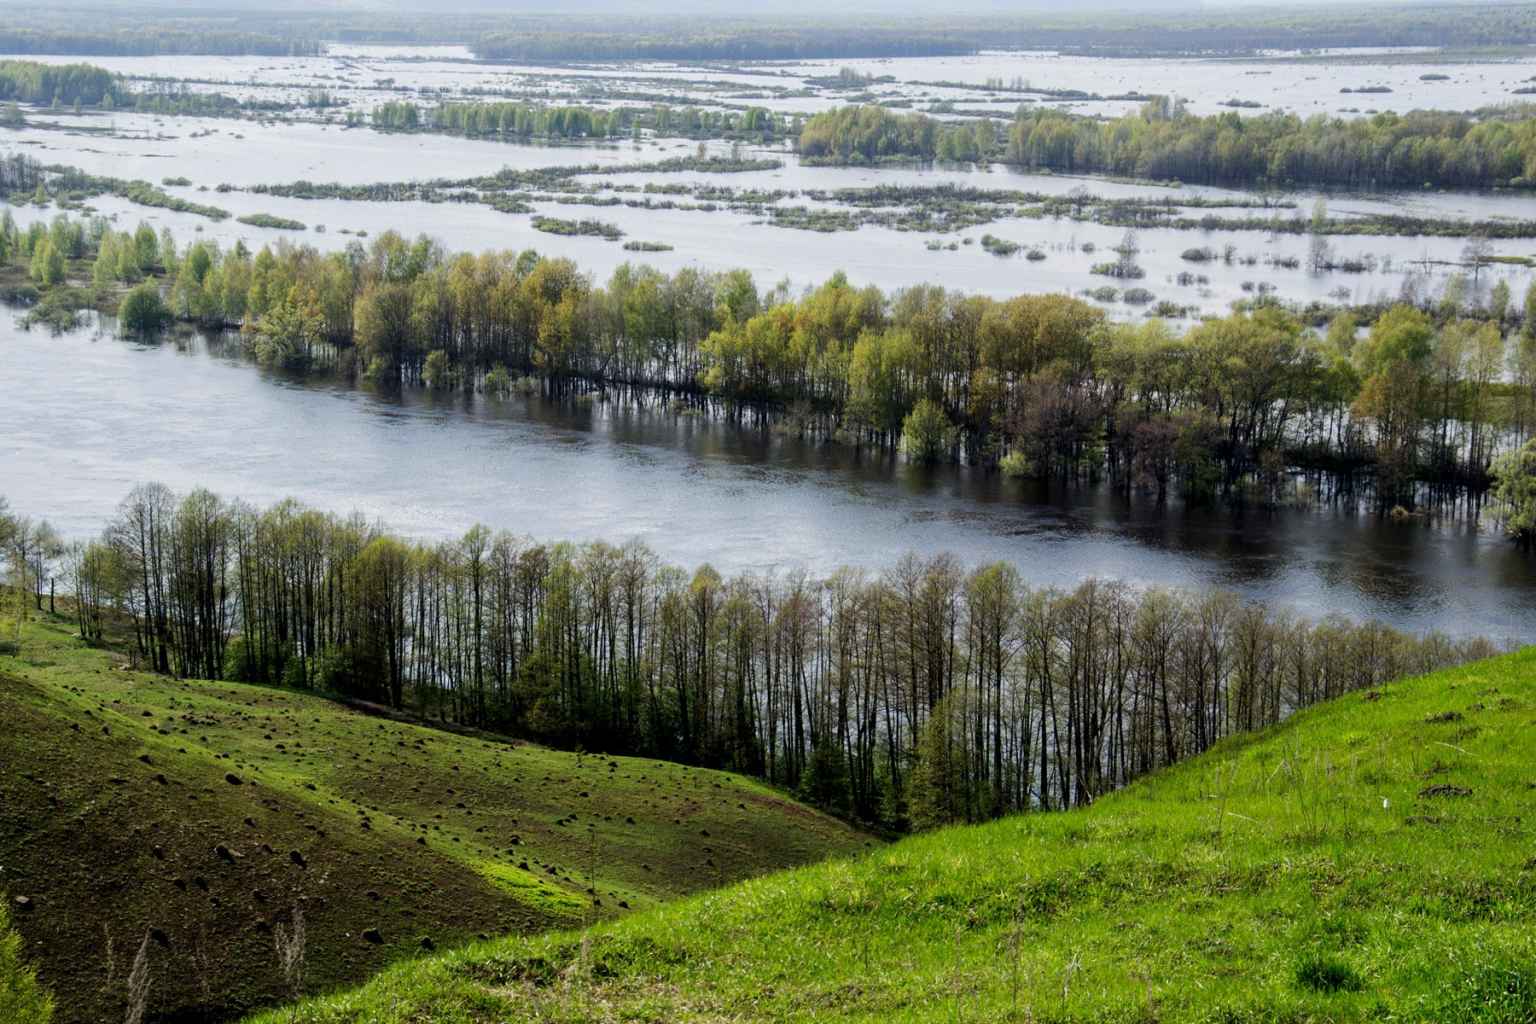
[247,648,1536,1024]
[0,615,869,1024]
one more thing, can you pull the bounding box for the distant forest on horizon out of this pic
[3,1,1536,59]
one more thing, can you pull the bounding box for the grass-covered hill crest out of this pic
[0,615,869,1024]
[248,647,1536,1023]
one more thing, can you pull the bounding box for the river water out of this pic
[3,46,1535,642]
[3,316,1532,642]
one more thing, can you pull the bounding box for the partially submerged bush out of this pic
[118,282,171,334]
[899,398,957,464]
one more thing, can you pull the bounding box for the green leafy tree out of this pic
[714,268,760,325]
[797,742,851,817]
[354,280,414,381]
[1352,305,1434,503]
[48,215,83,260]
[171,243,219,324]
[115,239,142,283]
[483,364,513,394]
[249,292,323,369]
[909,696,965,830]
[92,232,118,289]
[118,282,171,334]
[158,227,177,274]
[28,237,63,287]
[900,398,957,464]
[1325,311,1358,355]
[422,349,454,389]
[1439,272,1468,319]
[133,222,159,272]
[1490,279,1511,324]
[1491,438,1536,549]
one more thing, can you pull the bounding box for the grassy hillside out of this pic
[0,614,869,1024]
[245,648,1536,1023]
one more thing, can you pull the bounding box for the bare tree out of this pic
[1462,232,1493,285]
[274,905,306,1000]
[123,931,152,1024]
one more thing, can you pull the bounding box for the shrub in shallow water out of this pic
[118,282,171,334]
[900,398,957,464]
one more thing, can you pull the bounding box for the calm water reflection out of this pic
[2,317,1532,641]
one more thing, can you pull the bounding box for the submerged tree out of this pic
[247,292,324,370]
[118,282,171,334]
[1352,306,1435,504]
[1491,438,1536,549]
[28,236,63,286]
[900,398,957,464]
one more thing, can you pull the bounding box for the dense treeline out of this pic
[150,235,1536,500]
[0,29,320,58]
[4,3,1533,61]
[686,275,1536,500]
[471,5,1536,61]
[368,99,786,143]
[0,153,45,193]
[115,86,270,118]
[1007,102,1536,190]
[473,28,975,63]
[1008,1,1536,55]
[7,485,1494,829]
[0,61,116,107]
[800,105,1001,164]
[801,102,1536,190]
[372,99,639,139]
[8,210,1536,504]
[0,62,299,119]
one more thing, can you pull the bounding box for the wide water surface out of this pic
[3,316,1532,642]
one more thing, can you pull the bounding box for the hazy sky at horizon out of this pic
[14,0,1478,14]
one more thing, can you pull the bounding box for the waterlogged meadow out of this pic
[4,45,1535,319]
[3,41,1536,642]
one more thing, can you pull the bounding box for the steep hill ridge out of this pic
[248,648,1536,1023]
[0,614,869,1024]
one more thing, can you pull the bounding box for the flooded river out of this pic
[3,317,1532,642]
